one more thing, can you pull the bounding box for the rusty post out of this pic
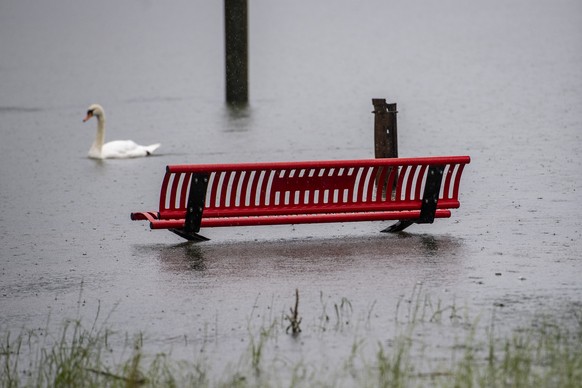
[372,99,398,198]
[372,99,398,158]
[225,0,248,105]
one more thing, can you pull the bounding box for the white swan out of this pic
[82,104,161,159]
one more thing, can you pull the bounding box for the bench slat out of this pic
[157,199,460,220]
[452,163,467,200]
[147,209,453,229]
[166,156,469,173]
[159,162,467,214]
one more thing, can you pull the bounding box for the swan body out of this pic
[82,104,161,159]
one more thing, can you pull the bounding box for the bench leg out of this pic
[382,165,445,234]
[381,220,415,233]
[169,173,211,242]
[170,229,210,242]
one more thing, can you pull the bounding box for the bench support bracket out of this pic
[170,228,210,242]
[382,220,414,233]
[418,165,444,223]
[382,165,444,233]
[170,173,210,242]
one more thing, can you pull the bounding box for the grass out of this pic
[1,291,581,388]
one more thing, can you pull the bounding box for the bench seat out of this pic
[131,156,470,241]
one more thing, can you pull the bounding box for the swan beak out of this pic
[82,111,93,122]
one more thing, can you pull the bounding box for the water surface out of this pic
[1,0,581,379]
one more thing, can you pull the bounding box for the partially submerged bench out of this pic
[131,156,470,241]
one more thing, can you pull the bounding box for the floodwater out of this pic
[1,0,581,380]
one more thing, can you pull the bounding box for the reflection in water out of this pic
[420,235,439,254]
[390,233,444,260]
[135,233,464,276]
[396,233,441,256]
[91,159,106,168]
[222,103,253,133]
[135,243,206,272]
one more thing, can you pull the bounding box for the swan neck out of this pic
[96,116,105,143]
[90,116,106,157]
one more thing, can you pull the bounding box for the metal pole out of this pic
[225,0,248,105]
[372,98,398,158]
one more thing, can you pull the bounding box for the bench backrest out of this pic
[157,156,469,219]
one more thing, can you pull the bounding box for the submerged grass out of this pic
[2,292,581,388]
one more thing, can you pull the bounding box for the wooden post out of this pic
[372,98,398,199]
[225,0,248,105]
[372,99,398,158]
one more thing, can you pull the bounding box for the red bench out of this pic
[131,156,470,241]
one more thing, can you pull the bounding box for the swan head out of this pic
[83,104,105,122]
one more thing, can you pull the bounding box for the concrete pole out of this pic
[225,0,248,105]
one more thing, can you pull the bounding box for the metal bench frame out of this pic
[131,156,470,241]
